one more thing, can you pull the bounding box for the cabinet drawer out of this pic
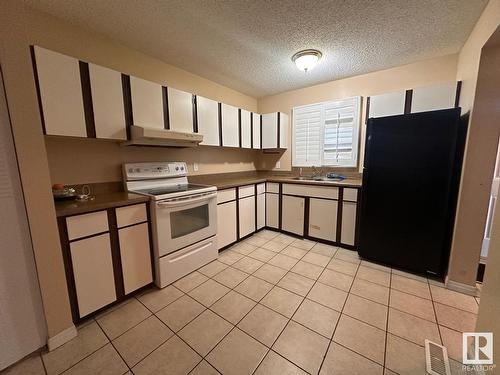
[66,210,109,240]
[238,185,255,198]
[217,188,236,204]
[119,223,152,294]
[70,233,116,317]
[256,183,265,195]
[266,182,280,194]
[116,203,147,228]
[282,184,339,200]
[343,188,358,202]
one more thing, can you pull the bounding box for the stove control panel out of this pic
[124,162,187,180]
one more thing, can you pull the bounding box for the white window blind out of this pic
[292,96,361,167]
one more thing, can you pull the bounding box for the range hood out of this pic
[121,125,203,148]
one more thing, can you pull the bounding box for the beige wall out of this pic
[257,54,459,172]
[46,137,259,184]
[0,1,73,338]
[456,0,500,112]
[448,1,500,287]
[25,7,259,184]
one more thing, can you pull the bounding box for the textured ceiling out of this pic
[24,0,488,98]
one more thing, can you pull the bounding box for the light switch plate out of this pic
[276,161,281,169]
[193,162,199,171]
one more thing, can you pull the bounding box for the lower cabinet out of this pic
[256,191,265,230]
[217,200,237,249]
[281,195,305,236]
[70,233,117,318]
[118,223,153,294]
[309,198,338,242]
[59,203,153,321]
[341,201,357,246]
[266,193,279,229]
[239,195,256,238]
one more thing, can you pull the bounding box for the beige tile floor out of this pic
[3,230,480,375]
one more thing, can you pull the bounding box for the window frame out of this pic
[292,96,361,168]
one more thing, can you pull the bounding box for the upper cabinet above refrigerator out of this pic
[368,91,406,119]
[410,82,459,114]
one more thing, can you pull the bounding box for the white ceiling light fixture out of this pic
[292,49,322,72]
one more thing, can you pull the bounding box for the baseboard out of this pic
[47,325,77,351]
[445,277,479,296]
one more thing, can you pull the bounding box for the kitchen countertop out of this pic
[189,173,362,190]
[54,192,150,217]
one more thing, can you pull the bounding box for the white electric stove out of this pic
[124,162,218,288]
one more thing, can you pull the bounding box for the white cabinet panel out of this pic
[130,76,164,129]
[411,83,457,113]
[266,182,280,194]
[221,103,239,147]
[239,195,256,238]
[116,203,147,228]
[257,192,265,230]
[252,113,261,149]
[341,201,357,246]
[256,183,265,195]
[266,193,279,229]
[119,223,152,294]
[343,188,358,202]
[279,112,288,149]
[262,112,278,149]
[66,210,109,241]
[33,46,86,137]
[281,195,304,236]
[88,64,126,140]
[369,91,406,118]
[238,185,255,198]
[217,188,236,204]
[70,233,116,317]
[282,184,339,200]
[168,87,193,133]
[197,96,219,146]
[309,198,337,242]
[240,109,251,148]
[217,201,237,249]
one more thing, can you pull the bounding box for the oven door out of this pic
[154,191,217,256]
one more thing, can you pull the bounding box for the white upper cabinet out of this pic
[196,96,219,146]
[279,112,288,149]
[130,76,164,129]
[33,46,87,137]
[411,83,457,113]
[168,87,194,133]
[252,113,261,149]
[262,112,288,149]
[88,64,127,140]
[368,91,406,118]
[240,109,251,148]
[221,103,239,147]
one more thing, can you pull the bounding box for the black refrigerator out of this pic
[358,108,467,278]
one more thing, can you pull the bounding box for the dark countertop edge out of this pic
[54,192,150,217]
[192,176,362,190]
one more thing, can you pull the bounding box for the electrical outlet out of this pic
[276,161,281,169]
[193,162,199,171]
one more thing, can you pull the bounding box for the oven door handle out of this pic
[156,192,217,208]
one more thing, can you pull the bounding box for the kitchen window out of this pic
[292,96,361,167]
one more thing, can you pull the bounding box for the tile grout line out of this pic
[317,250,363,374]
[382,266,393,372]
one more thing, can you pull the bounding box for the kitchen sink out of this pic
[293,176,345,182]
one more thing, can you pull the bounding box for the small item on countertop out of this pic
[325,172,346,181]
[75,184,94,201]
[52,184,77,201]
